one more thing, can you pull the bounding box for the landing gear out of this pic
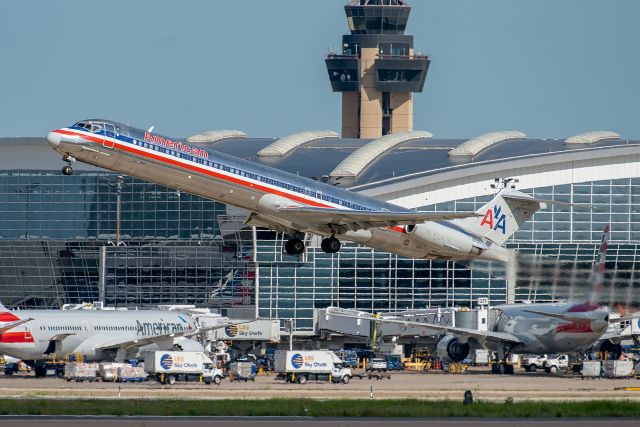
[321,236,341,254]
[284,238,305,255]
[61,154,76,176]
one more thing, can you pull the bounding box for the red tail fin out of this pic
[589,224,609,305]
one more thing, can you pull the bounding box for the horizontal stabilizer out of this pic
[502,193,591,210]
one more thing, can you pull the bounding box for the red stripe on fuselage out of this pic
[0,312,20,322]
[54,129,332,209]
[556,321,593,334]
[0,331,34,343]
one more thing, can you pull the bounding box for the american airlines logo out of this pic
[480,205,507,234]
[143,132,209,159]
[136,320,187,336]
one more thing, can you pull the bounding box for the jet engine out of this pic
[405,222,482,257]
[436,334,471,364]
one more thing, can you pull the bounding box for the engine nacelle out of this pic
[406,222,482,257]
[436,334,471,364]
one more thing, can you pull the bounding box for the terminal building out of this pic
[1,0,638,341]
[1,131,639,337]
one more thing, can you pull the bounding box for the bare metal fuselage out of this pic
[47,121,508,261]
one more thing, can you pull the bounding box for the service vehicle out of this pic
[544,354,569,374]
[367,357,388,372]
[274,350,352,384]
[385,354,405,371]
[522,355,547,372]
[144,351,223,385]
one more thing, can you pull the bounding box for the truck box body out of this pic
[144,351,213,375]
[580,360,601,377]
[274,350,342,374]
[603,360,634,378]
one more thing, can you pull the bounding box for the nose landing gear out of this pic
[61,154,76,176]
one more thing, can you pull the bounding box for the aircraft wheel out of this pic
[505,364,515,375]
[62,166,73,176]
[284,238,305,255]
[321,237,341,254]
[166,375,176,385]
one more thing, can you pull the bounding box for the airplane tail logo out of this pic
[451,189,546,246]
[479,205,507,235]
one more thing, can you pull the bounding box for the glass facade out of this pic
[0,170,254,310]
[258,178,640,332]
[1,167,639,333]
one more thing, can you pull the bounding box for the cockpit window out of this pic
[74,121,91,131]
[90,123,103,133]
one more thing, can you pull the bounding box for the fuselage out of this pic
[0,309,200,361]
[490,302,609,354]
[47,120,508,261]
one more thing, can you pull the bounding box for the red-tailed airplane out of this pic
[48,120,557,262]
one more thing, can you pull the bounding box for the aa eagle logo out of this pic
[225,324,239,337]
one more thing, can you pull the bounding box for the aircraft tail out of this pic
[588,224,609,305]
[0,299,20,322]
[451,189,548,246]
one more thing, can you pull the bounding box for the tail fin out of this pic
[0,299,20,322]
[451,189,546,245]
[588,224,609,305]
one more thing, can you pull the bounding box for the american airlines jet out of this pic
[47,120,555,262]
[0,302,230,375]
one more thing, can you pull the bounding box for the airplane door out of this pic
[103,123,116,148]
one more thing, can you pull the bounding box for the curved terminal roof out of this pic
[257,130,339,157]
[448,131,526,158]
[186,130,247,144]
[330,130,433,178]
[565,131,620,145]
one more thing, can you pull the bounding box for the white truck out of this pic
[144,351,224,386]
[522,354,569,374]
[274,350,352,384]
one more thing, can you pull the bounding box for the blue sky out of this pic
[1,0,638,139]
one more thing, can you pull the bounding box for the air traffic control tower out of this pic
[325,0,429,138]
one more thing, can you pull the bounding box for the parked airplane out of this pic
[0,302,232,375]
[328,226,613,374]
[48,120,559,262]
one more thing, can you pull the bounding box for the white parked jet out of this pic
[48,120,558,262]
[0,302,232,375]
[328,226,613,374]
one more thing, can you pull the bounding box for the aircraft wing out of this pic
[0,317,33,334]
[326,307,521,346]
[277,206,480,229]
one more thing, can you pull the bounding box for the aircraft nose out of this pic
[47,131,62,148]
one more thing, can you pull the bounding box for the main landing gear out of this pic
[284,237,305,256]
[61,154,75,176]
[284,235,343,255]
[321,236,341,254]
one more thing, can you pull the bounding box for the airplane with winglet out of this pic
[327,225,615,374]
[47,120,575,262]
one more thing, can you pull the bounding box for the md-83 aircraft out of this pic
[0,302,232,375]
[327,226,613,374]
[48,120,559,262]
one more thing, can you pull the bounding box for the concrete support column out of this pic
[359,47,382,139]
[342,92,360,138]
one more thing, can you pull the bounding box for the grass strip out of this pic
[0,399,639,417]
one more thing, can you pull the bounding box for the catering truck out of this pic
[274,350,352,384]
[144,351,223,385]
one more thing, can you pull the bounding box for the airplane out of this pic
[0,302,234,376]
[48,120,561,262]
[327,226,614,374]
